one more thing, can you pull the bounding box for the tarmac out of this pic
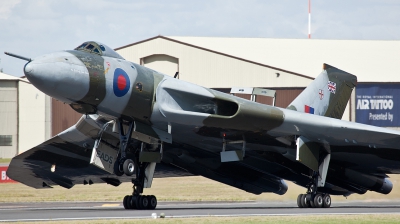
[1,200,400,222]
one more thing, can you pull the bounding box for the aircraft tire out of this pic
[123,159,135,176]
[123,195,129,209]
[322,194,331,208]
[297,194,304,208]
[313,194,323,208]
[309,194,315,208]
[130,195,137,209]
[140,195,149,209]
[114,161,124,176]
[135,195,143,209]
[305,194,312,208]
[300,194,308,208]
[147,195,157,210]
[127,196,134,209]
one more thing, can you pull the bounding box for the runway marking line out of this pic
[101,204,120,207]
[2,212,400,223]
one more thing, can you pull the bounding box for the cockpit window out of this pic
[86,44,94,50]
[74,41,125,60]
[77,43,87,49]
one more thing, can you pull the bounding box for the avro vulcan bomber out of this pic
[5,41,398,209]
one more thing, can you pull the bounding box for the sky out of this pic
[1,0,400,77]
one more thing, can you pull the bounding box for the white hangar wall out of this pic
[0,72,51,158]
[18,81,52,154]
[167,36,400,82]
[0,78,17,158]
[116,36,313,89]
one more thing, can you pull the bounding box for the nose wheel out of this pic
[114,158,136,176]
[123,159,135,176]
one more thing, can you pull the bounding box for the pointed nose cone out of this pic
[24,63,34,75]
[24,52,90,103]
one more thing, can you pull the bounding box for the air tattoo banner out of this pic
[356,84,400,127]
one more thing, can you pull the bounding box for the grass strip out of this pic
[0,158,11,163]
[1,175,400,203]
[7,214,400,224]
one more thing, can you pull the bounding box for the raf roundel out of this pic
[113,68,130,97]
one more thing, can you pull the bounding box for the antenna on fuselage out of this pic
[174,72,179,78]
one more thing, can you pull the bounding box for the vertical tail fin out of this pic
[287,64,357,119]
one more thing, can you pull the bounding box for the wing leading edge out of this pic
[7,115,191,189]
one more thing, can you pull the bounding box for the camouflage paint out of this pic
[287,64,357,120]
[323,64,357,119]
[121,64,163,124]
[67,50,106,113]
[203,89,284,131]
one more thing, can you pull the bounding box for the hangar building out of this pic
[0,72,51,158]
[0,72,81,158]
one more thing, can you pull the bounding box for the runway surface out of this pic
[1,200,400,222]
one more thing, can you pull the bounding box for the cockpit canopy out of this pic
[74,41,125,60]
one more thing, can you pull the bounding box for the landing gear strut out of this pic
[122,154,158,210]
[295,137,332,208]
[114,119,158,210]
[113,119,134,177]
[297,172,331,208]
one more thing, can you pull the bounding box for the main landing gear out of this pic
[297,193,331,208]
[123,193,157,210]
[113,119,158,210]
[121,159,157,210]
[295,137,332,208]
[297,173,331,208]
